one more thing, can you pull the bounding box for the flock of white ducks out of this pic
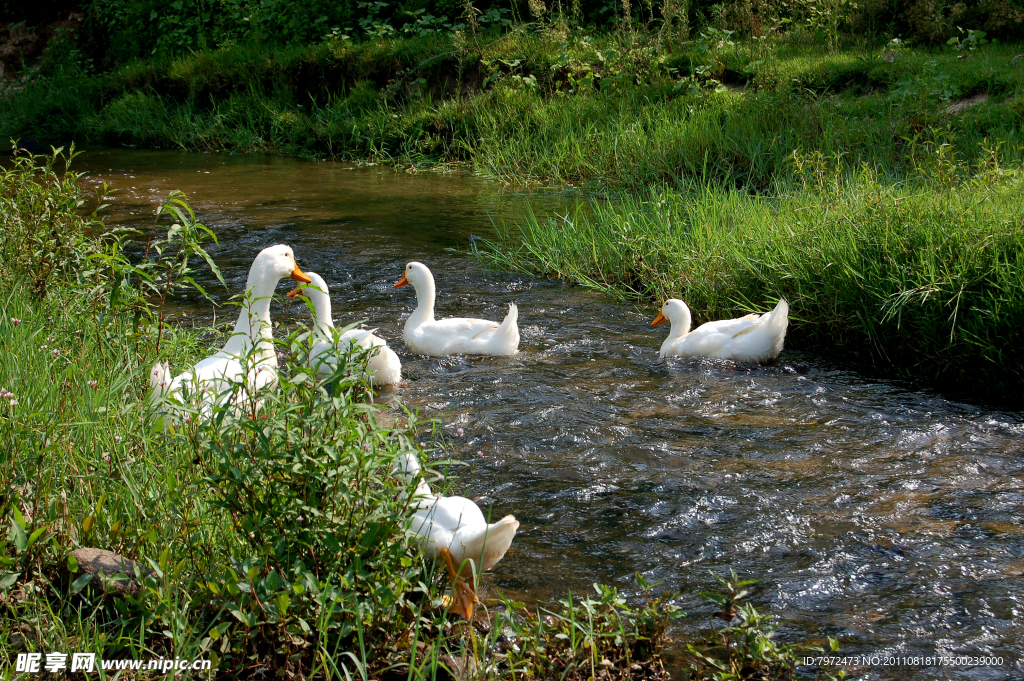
[149,244,790,619]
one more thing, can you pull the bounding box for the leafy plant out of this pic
[686,570,842,680]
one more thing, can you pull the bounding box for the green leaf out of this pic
[68,555,79,573]
[0,571,20,589]
[276,593,289,616]
[71,573,94,594]
[11,518,27,553]
[699,592,728,606]
[81,515,95,534]
[27,527,46,549]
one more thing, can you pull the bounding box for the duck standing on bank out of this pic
[287,271,402,386]
[394,261,519,356]
[149,245,312,416]
[395,449,519,620]
[652,298,789,364]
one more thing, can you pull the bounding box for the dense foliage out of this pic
[2,0,1023,70]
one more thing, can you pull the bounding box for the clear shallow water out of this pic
[77,150,1024,680]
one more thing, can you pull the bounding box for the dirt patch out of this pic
[0,12,83,80]
[945,93,989,116]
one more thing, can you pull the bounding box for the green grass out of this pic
[479,147,1024,403]
[3,28,1023,192]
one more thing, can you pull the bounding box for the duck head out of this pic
[394,261,435,289]
[651,299,692,336]
[286,270,328,302]
[249,244,312,287]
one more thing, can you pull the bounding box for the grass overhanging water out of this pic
[0,150,842,679]
[477,147,1024,403]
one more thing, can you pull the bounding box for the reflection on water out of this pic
[78,150,1024,680]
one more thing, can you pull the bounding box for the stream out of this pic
[77,149,1024,680]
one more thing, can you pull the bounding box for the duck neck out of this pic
[308,290,335,340]
[408,272,436,328]
[396,451,433,499]
[224,264,279,362]
[669,303,692,340]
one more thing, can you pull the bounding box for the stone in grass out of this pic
[945,93,989,116]
[70,548,153,597]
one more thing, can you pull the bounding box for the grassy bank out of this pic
[481,149,1024,403]
[3,28,1023,192]
[1,151,839,678]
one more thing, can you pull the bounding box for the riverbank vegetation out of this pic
[481,147,1024,402]
[1,150,841,677]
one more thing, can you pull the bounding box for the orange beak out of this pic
[394,272,409,288]
[651,311,667,327]
[286,285,304,300]
[290,264,312,284]
[440,547,477,620]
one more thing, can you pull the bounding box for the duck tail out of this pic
[492,303,520,354]
[477,514,520,572]
[149,362,172,397]
[760,298,789,359]
[367,344,402,386]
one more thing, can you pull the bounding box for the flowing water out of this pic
[77,149,1024,680]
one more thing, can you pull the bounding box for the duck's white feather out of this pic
[396,451,519,572]
[148,244,308,421]
[397,262,519,356]
[657,299,789,364]
[294,272,402,386]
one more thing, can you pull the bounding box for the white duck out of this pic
[652,298,789,364]
[149,245,312,417]
[394,262,519,356]
[286,271,401,386]
[395,449,519,619]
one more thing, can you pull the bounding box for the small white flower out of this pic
[297,515,304,522]
[456,428,464,436]
[10,318,20,326]
[87,380,98,388]
[9,399,17,406]
[47,336,53,342]
[437,474,445,482]
[40,344,47,350]
[435,492,443,499]
[115,435,122,443]
[103,454,111,463]
[477,450,484,458]
[53,349,60,357]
